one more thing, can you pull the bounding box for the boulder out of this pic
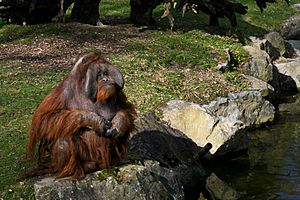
[283,40,297,58]
[247,33,297,59]
[34,161,184,200]
[162,91,275,157]
[279,14,300,40]
[275,61,300,89]
[264,32,286,60]
[270,40,300,92]
[269,64,298,95]
[34,113,211,200]
[129,113,210,197]
[243,38,299,97]
[243,46,273,82]
[129,0,162,26]
[242,75,275,98]
[286,40,300,56]
[162,101,218,152]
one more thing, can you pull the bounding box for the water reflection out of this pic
[213,94,300,200]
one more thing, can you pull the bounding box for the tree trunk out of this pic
[71,0,102,25]
[0,0,74,24]
[130,0,162,26]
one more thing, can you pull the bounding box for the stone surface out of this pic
[287,40,300,55]
[279,14,300,40]
[275,61,300,89]
[264,32,286,60]
[162,101,218,150]
[272,40,300,91]
[243,75,275,98]
[243,46,273,82]
[205,173,240,200]
[162,91,275,156]
[244,39,299,96]
[270,64,298,95]
[283,40,297,58]
[130,113,209,196]
[34,160,184,200]
[163,92,275,156]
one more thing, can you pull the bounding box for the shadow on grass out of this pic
[0,20,138,44]
[0,8,267,45]
[153,9,268,44]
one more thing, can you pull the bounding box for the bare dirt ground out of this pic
[0,21,146,69]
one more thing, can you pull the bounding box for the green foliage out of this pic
[0,18,6,28]
[225,72,249,89]
[97,168,119,181]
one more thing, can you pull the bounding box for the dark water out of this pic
[213,94,300,200]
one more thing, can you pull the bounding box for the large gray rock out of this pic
[248,34,292,60]
[162,91,275,156]
[162,101,218,152]
[34,161,184,200]
[243,75,275,98]
[279,14,300,40]
[244,38,299,96]
[269,64,298,95]
[275,61,300,89]
[243,46,273,82]
[129,113,210,194]
[271,40,300,92]
[286,40,300,55]
[283,40,297,58]
[34,113,210,200]
[264,32,286,60]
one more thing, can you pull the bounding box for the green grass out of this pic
[125,31,249,67]
[0,0,299,198]
[0,62,68,198]
[106,31,249,111]
[238,0,297,32]
[100,0,131,17]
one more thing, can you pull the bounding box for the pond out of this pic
[213,94,300,200]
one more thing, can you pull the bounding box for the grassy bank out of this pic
[0,0,298,198]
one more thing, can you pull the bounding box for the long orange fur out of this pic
[26,52,136,179]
